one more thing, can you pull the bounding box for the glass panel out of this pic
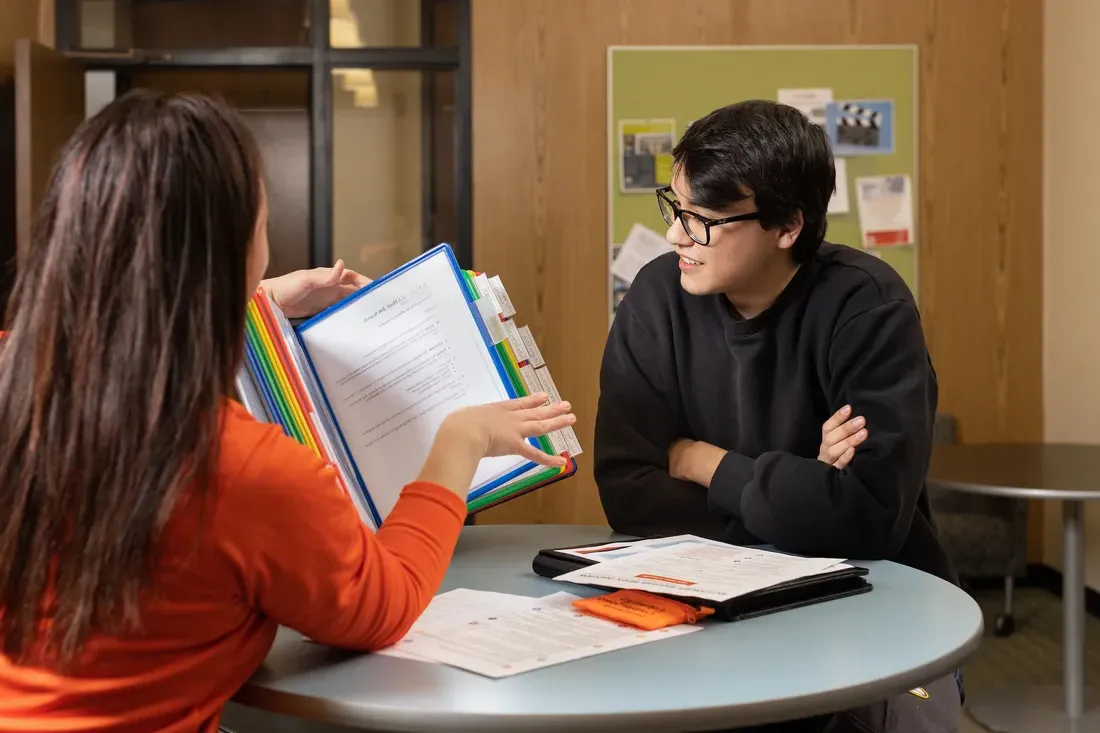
[331,0,456,48]
[332,69,457,278]
[75,0,309,52]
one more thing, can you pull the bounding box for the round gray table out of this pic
[929,443,1100,733]
[233,524,982,732]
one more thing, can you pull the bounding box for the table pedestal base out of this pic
[968,686,1098,733]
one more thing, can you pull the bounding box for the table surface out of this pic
[928,443,1100,500]
[234,525,984,733]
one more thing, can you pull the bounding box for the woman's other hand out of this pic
[262,259,371,318]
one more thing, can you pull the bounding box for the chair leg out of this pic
[994,574,1016,636]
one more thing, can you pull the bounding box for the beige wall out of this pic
[1043,0,1100,590]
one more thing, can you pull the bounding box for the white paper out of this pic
[296,250,528,520]
[488,275,517,318]
[610,223,675,285]
[391,590,700,678]
[502,319,532,364]
[828,158,850,214]
[516,325,545,368]
[778,88,833,126]
[473,273,502,314]
[377,589,541,660]
[855,174,913,248]
[555,541,844,603]
[555,534,728,562]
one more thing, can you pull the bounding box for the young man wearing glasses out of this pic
[593,100,961,731]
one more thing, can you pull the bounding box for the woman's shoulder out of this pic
[216,400,329,489]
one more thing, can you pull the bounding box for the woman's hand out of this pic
[447,393,575,466]
[417,394,576,498]
[262,260,371,318]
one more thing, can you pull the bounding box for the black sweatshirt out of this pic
[594,243,958,584]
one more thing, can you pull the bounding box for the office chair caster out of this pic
[994,613,1015,637]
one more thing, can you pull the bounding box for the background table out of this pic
[233,524,982,732]
[929,443,1100,733]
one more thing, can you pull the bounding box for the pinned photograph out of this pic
[825,100,895,156]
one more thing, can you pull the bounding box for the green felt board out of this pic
[608,46,918,304]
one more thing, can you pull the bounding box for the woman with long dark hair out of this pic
[0,89,574,732]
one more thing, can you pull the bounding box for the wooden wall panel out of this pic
[471,0,1044,544]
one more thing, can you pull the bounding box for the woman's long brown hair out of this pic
[0,90,262,667]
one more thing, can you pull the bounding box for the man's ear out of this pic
[775,210,805,251]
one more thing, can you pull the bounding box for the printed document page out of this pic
[297,250,528,520]
[388,590,700,678]
[554,534,728,562]
[554,541,845,602]
[377,588,541,661]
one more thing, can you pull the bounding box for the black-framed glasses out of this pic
[656,186,761,246]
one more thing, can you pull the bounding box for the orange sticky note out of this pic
[571,589,715,631]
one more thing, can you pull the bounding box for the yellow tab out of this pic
[908,687,929,699]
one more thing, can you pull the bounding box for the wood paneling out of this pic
[0,0,46,77]
[471,0,1045,552]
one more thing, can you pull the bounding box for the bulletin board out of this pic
[607,45,919,322]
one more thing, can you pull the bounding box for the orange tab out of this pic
[571,589,715,631]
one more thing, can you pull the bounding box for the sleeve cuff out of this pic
[707,452,756,517]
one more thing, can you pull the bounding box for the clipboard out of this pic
[532,537,873,622]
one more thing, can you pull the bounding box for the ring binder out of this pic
[236,244,580,530]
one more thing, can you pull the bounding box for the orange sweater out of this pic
[0,400,467,732]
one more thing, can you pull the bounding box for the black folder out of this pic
[532,538,873,623]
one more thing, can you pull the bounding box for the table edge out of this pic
[927,479,1100,501]
[233,619,984,732]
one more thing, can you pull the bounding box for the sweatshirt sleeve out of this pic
[706,301,936,559]
[594,304,728,539]
[214,427,467,651]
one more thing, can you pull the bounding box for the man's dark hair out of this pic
[672,100,836,263]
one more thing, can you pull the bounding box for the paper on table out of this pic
[377,588,541,660]
[391,590,700,678]
[555,534,728,563]
[554,541,845,603]
[610,223,674,285]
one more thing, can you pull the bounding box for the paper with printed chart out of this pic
[382,589,700,677]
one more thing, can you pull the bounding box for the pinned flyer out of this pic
[489,276,516,318]
[855,174,913,248]
[517,325,545,368]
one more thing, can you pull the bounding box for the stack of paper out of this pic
[377,588,701,678]
[554,537,850,603]
[235,244,581,529]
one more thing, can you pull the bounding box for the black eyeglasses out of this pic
[656,186,761,246]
